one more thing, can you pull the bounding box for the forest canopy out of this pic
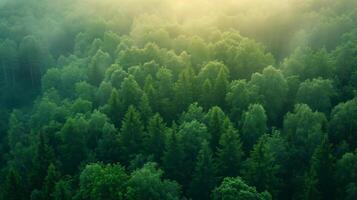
[1,0,357,199]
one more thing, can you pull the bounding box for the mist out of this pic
[0,1,357,200]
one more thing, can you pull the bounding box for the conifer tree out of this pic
[144,113,167,163]
[189,140,216,200]
[216,120,243,178]
[119,106,145,164]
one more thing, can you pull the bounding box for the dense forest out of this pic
[0,0,357,199]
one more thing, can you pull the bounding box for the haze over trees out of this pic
[0,0,357,199]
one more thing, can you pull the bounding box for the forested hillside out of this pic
[0,0,357,199]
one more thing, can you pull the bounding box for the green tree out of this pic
[30,131,55,189]
[52,179,73,200]
[213,68,229,108]
[174,67,197,113]
[205,106,229,153]
[226,80,258,121]
[335,150,357,199]
[241,104,267,152]
[42,164,61,200]
[162,126,185,184]
[95,125,121,163]
[212,177,272,200]
[59,117,88,174]
[119,106,145,164]
[329,98,357,150]
[144,114,167,163]
[79,163,128,200]
[88,49,112,86]
[107,89,121,127]
[283,104,327,199]
[189,140,216,200]
[119,75,143,111]
[296,78,335,113]
[216,121,243,178]
[2,169,25,200]
[126,163,182,200]
[250,66,288,125]
[303,136,335,200]
[179,120,210,183]
[243,134,281,197]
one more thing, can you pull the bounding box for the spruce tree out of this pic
[2,169,25,200]
[162,125,185,184]
[119,106,145,164]
[216,120,243,178]
[205,106,228,153]
[43,164,60,199]
[189,140,216,200]
[144,113,167,163]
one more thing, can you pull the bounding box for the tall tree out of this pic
[303,136,335,200]
[59,117,88,174]
[241,104,267,152]
[249,66,288,125]
[189,141,216,200]
[216,121,243,178]
[205,106,229,153]
[144,113,167,163]
[30,131,55,190]
[2,169,25,200]
[296,78,335,113]
[162,126,185,185]
[243,134,281,197]
[107,89,121,127]
[119,106,145,164]
[42,164,61,200]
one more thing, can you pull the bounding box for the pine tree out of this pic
[107,89,121,127]
[2,169,25,200]
[213,68,229,108]
[174,66,197,113]
[303,136,335,200]
[205,106,228,153]
[52,179,72,200]
[200,79,213,109]
[43,164,60,199]
[189,140,216,200]
[162,125,185,184]
[243,134,280,196]
[119,106,145,164]
[31,131,55,190]
[144,114,167,163]
[216,120,243,178]
[241,104,267,152]
[139,93,153,125]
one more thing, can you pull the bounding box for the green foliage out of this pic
[0,1,357,200]
[144,114,167,163]
[205,106,229,152]
[79,163,128,200]
[212,177,272,200]
[296,78,336,113]
[250,66,288,125]
[126,163,182,200]
[1,169,25,200]
[329,98,357,150]
[189,141,216,200]
[216,121,243,178]
[162,126,185,184]
[119,106,145,164]
[241,104,267,152]
[243,134,281,197]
